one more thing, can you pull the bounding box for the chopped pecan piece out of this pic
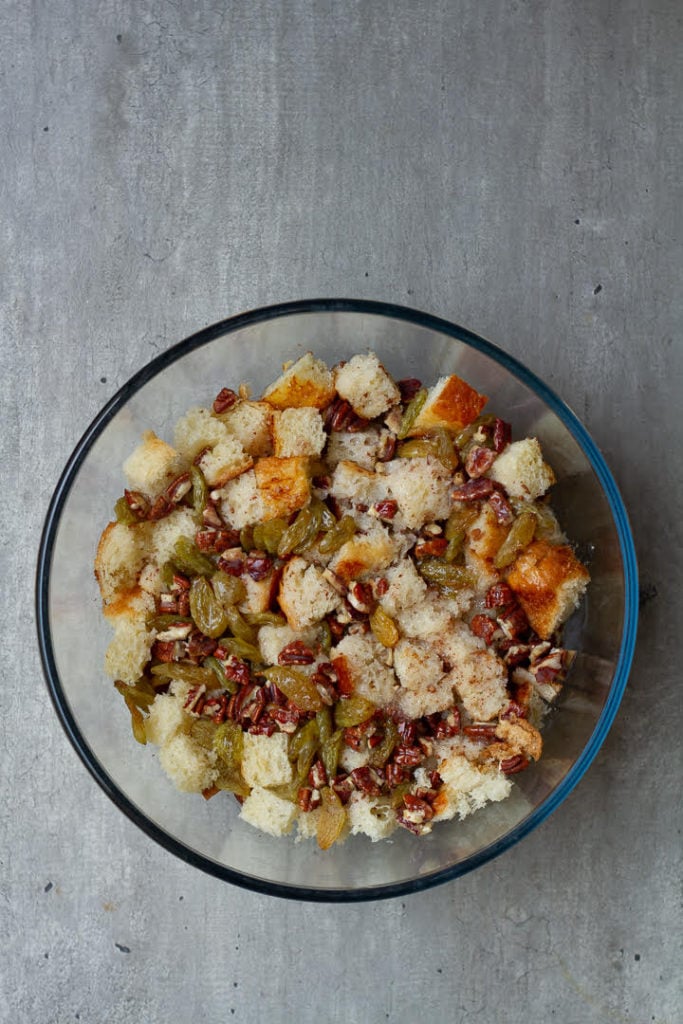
[500,754,530,775]
[245,551,273,581]
[224,655,250,687]
[485,582,515,608]
[349,766,383,796]
[151,639,184,662]
[463,724,498,741]
[452,478,495,501]
[373,499,398,520]
[213,388,238,414]
[469,613,498,645]
[186,631,218,661]
[308,760,328,790]
[392,745,424,767]
[465,446,497,478]
[278,640,315,665]
[488,489,514,525]
[165,473,192,504]
[398,378,422,403]
[377,434,397,462]
[493,418,512,453]
[195,528,240,552]
[124,489,149,518]
[414,536,449,559]
[298,787,322,812]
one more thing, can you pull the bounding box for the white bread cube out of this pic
[238,572,276,616]
[241,732,293,788]
[431,750,511,822]
[393,639,455,719]
[506,539,590,639]
[324,427,385,471]
[159,732,218,793]
[254,456,311,520]
[488,438,556,500]
[239,786,298,836]
[447,653,508,723]
[123,431,186,494]
[197,436,253,487]
[145,691,188,747]
[384,456,451,529]
[262,352,335,410]
[174,407,229,459]
[148,508,198,565]
[219,400,274,456]
[328,526,396,584]
[257,623,318,666]
[334,353,400,419]
[397,592,472,640]
[464,504,509,591]
[329,460,381,506]
[218,470,265,529]
[347,792,397,841]
[102,585,156,683]
[138,561,163,596]
[272,407,326,458]
[277,556,342,630]
[331,633,397,707]
[378,558,427,618]
[407,374,487,436]
[95,521,150,606]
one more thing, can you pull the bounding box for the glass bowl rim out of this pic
[35,298,638,902]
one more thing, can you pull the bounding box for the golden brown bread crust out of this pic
[262,354,336,410]
[254,456,311,520]
[408,374,488,436]
[506,539,590,639]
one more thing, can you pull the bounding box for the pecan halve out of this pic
[245,551,273,581]
[213,388,238,414]
[465,446,497,479]
[278,640,315,666]
[488,489,515,525]
[493,418,512,453]
[452,478,495,501]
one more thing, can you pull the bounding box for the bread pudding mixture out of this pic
[96,352,589,847]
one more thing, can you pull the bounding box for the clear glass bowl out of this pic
[36,299,638,901]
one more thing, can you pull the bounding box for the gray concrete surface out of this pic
[2,1,682,1021]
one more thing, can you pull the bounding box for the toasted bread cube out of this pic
[145,689,188,747]
[173,408,228,459]
[329,460,381,505]
[407,374,487,436]
[123,431,186,494]
[238,572,277,616]
[102,586,156,683]
[254,456,311,521]
[331,633,397,707]
[219,400,274,457]
[262,352,335,410]
[488,438,556,500]
[394,639,456,719]
[95,521,150,606]
[446,648,508,722]
[159,732,218,793]
[241,733,293,788]
[506,539,590,639]
[378,558,427,618]
[334,353,400,419]
[272,407,326,458]
[328,526,396,583]
[197,436,253,487]
[495,717,543,761]
[240,787,298,836]
[278,556,342,630]
[218,470,265,529]
[385,456,452,529]
[431,749,512,822]
[464,505,509,591]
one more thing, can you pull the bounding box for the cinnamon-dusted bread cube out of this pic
[393,639,456,719]
[123,430,187,494]
[384,455,452,529]
[506,539,590,639]
[325,426,387,471]
[95,521,150,606]
[272,407,326,458]
[219,400,274,457]
[278,556,342,630]
[378,558,427,618]
[334,353,400,419]
[196,437,253,487]
[328,525,396,583]
[406,374,487,436]
[430,746,512,822]
[488,438,556,500]
[218,470,264,529]
[464,504,509,591]
[254,455,311,520]
[435,620,508,722]
[262,352,335,410]
[331,633,397,707]
[329,459,381,506]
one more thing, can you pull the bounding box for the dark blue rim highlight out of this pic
[36,298,638,902]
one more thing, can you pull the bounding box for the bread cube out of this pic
[464,504,509,591]
[272,407,326,458]
[145,690,188,747]
[488,438,556,500]
[254,456,311,520]
[328,526,396,583]
[104,615,155,684]
[506,539,590,639]
[393,639,455,719]
[219,400,273,457]
[159,732,218,793]
[241,733,293,788]
[347,792,397,841]
[431,750,512,822]
[123,431,186,494]
[378,558,427,618]
[384,456,451,529]
[330,633,397,707]
[174,407,228,459]
[239,786,298,836]
[95,521,150,606]
[278,556,342,630]
[406,374,487,436]
[148,508,198,566]
[262,352,335,410]
[329,460,381,506]
[196,436,253,487]
[334,353,400,419]
[218,470,265,529]
[324,426,385,470]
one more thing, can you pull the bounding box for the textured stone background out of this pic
[2,1,682,1021]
